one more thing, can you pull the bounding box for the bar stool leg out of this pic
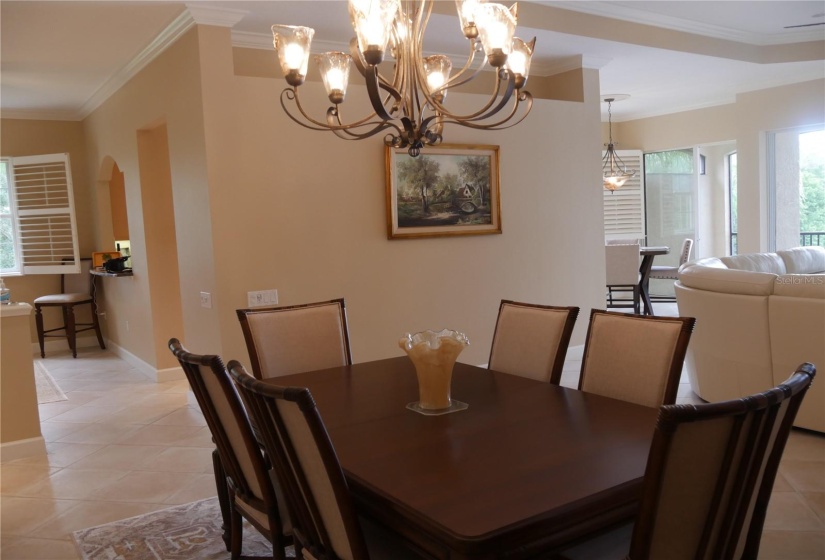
[66,305,77,358]
[35,305,46,358]
[91,301,106,350]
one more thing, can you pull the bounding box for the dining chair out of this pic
[605,243,641,315]
[228,361,424,560]
[556,362,816,560]
[488,300,579,383]
[579,310,695,408]
[34,258,106,358]
[237,298,352,379]
[649,238,693,302]
[168,339,292,560]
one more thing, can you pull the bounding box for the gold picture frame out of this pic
[385,144,502,239]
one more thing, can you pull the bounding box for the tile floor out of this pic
[1,336,824,559]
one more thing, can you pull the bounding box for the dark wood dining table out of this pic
[266,357,660,559]
[639,246,670,316]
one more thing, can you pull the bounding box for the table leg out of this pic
[639,254,656,316]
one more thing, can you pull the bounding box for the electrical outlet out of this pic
[247,289,278,308]
[200,291,212,309]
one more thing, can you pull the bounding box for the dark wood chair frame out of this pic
[236,298,352,380]
[229,361,372,560]
[488,300,580,385]
[168,339,290,560]
[628,363,816,559]
[579,309,696,406]
[34,258,105,358]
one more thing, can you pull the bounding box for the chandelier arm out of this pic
[437,91,533,131]
[285,88,389,132]
[324,106,402,133]
[445,42,483,86]
[426,71,511,124]
[365,66,398,121]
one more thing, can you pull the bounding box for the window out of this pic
[0,153,80,275]
[604,149,644,241]
[728,152,737,255]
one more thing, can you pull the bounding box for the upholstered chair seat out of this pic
[605,243,642,315]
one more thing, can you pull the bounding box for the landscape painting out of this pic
[385,144,501,239]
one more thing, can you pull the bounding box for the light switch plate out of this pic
[200,291,212,309]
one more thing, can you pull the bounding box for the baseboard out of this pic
[31,336,101,355]
[1,436,46,462]
[105,340,184,383]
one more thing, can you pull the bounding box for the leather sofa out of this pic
[675,246,825,432]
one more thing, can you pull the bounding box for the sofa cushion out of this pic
[773,275,825,299]
[719,252,786,274]
[678,262,777,296]
[777,246,825,274]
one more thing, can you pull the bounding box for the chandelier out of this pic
[602,97,636,191]
[271,0,536,157]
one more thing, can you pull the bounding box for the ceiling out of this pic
[2,1,823,122]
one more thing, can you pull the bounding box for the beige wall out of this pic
[615,79,825,255]
[83,27,214,370]
[199,28,606,366]
[0,118,97,343]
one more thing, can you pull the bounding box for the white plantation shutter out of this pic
[11,153,80,274]
[603,150,645,241]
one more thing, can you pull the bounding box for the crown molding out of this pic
[77,10,196,120]
[185,4,248,27]
[539,1,824,46]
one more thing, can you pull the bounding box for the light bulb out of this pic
[507,50,526,75]
[284,43,305,70]
[326,68,345,91]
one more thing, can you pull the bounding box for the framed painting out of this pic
[385,144,501,239]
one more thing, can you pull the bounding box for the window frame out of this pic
[0,158,23,276]
[1,153,80,276]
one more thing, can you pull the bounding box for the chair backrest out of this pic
[605,243,641,286]
[579,310,695,407]
[229,361,370,560]
[237,298,352,380]
[488,300,579,383]
[168,339,283,533]
[62,258,93,295]
[679,238,694,266]
[628,363,816,560]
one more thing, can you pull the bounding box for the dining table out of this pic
[265,357,660,559]
[639,245,670,316]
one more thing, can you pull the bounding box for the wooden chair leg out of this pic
[65,305,77,358]
[229,491,243,560]
[212,449,232,551]
[35,305,46,358]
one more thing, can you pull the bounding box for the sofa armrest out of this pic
[678,262,777,296]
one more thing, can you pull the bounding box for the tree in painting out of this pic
[397,156,440,214]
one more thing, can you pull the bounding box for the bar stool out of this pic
[34,258,105,358]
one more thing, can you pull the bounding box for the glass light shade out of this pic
[507,37,534,89]
[424,55,452,101]
[348,0,400,66]
[474,3,516,68]
[455,0,485,39]
[602,144,636,192]
[316,52,352,104]
[272,25,314,87]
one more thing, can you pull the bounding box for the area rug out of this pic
[34,360,68,404]
[72,497,293,559]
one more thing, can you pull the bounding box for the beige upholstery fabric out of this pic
[488,304,571,382]
[605,243,641,286]
[246,303,348,379]
[277,399,354,560]
[679,263,777,296]
[580,314,683,408]
[773,275,825,299]
[199,364,265,500]
[719,252,786,274]
[33,293,91,304]
[649,238,693,280]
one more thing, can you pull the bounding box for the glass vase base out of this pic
[406,400,468,416]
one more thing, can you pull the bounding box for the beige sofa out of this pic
[675,246,825,432]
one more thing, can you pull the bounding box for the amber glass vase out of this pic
[399,329,470,415]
